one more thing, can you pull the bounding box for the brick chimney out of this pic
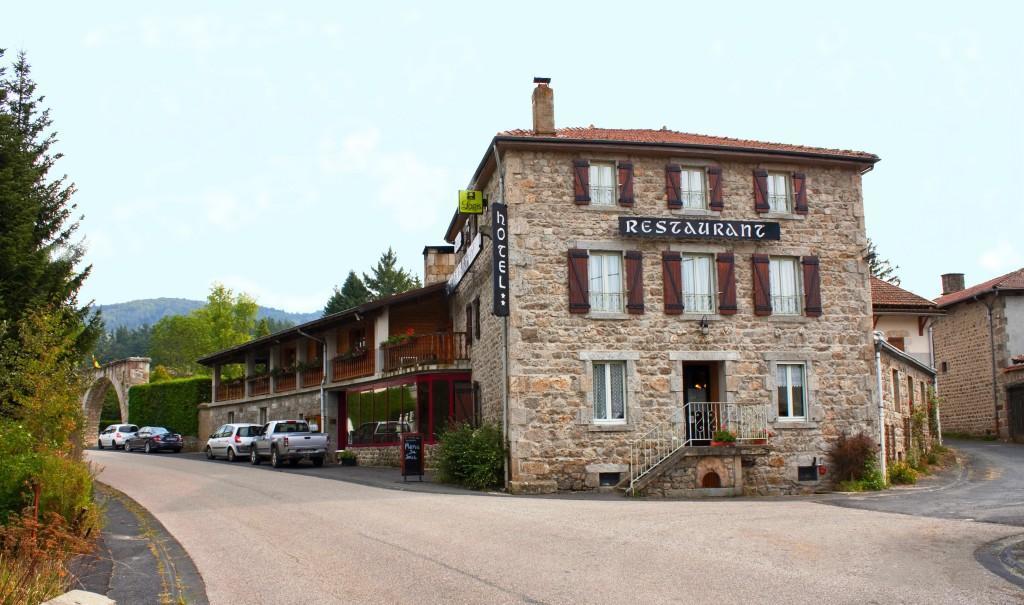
[941,273,965,295]
[532,77,555,135]
[423,246,456,286]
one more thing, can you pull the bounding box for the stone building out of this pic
[932,269,1024,440]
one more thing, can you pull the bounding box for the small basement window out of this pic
[797,465,819,482]
[599,472,621,487]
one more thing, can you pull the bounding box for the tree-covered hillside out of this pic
[98,298,320,332]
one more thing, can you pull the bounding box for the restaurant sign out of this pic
[619,217,780,241]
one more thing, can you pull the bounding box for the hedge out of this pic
[128,377,210,436]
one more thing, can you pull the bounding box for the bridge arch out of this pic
[82,357,150,445]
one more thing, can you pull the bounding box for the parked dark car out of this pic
[126,426,182,453]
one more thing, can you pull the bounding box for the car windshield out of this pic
[273,422,309,433]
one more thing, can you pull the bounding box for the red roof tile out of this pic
[934,268,1024,307]
[497,127,878,162]
[870,278,939,310]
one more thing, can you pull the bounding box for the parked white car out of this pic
[98,424,139,450]
[205,423,262,462]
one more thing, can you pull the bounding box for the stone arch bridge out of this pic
[82,357,150,446]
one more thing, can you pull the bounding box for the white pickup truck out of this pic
[249,420,329,468]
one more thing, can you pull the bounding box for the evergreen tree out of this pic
[0,50,100,372]
[864,238,900,285]
[362,248,422,300]
[324,270,372,315]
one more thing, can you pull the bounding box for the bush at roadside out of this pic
[888,461,918,485]
[128,376,211,436]
[435,423,505,490]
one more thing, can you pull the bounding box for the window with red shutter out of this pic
[465,304,473,344]
[573,160,591,204]
[662,251,683,315]
[716,253,737,314]
[753,170,770,213]
[473,298,481,338]
[625,251,644,314]
[792,173,808,214]
[568,249,590,314]
[617,162,634,207]
[801,256,822,317]
[665,164,682,209]
[707,167,724,211]
[752,254,772,316]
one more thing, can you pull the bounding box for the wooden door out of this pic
[1009,387,1024,443]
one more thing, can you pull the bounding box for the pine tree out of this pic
[362,249,421,300]
[0,50,100,389]
[864,238,900,285]
[324,271,372,315]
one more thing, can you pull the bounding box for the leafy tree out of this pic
[325,270,372,315]
[865,238,900,285]
[93,324,153,363]
[195,284,258,350]
[0,50,100,387]
[363,248,422,300]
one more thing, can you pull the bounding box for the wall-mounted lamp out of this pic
[698,315,710,336]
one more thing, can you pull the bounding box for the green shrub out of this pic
[128,377,210,436]
[926,451,939,465]
[828,431,876,482]
[888,461,918,485]
[0,421,40,522]
[861,458,887,490]
[435,423,505,490]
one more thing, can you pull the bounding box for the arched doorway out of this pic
[81,358,150,446]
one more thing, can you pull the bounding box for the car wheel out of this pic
[271,449,282,468]
[123,441,131,451]
[227,448,236,462]
[98,440,104,450]
[205,446,214,460]
[145,442,152,454]
[250,449,260,465]
[312,456,324,468]
[173,448,181,453]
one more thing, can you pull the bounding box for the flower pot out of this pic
[710,441,734,447]
[749,439,768,445]
[340,457,357,467]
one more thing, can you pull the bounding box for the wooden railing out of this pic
[216,380,244,401]
[274,372,296,392]
[301,365,324,388]
[247,375,270,397]
[332,349,374,382]
[381,331,468,374]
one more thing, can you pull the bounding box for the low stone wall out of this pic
[350,443,439,469]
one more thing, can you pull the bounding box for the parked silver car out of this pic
[98,424,138,450]
[205,423,262,462]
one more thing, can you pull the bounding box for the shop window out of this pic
[346,383,416,446]
[681,254,715,313]
[431,380,451,438]
[593,361,627,423]
[769,257,801,315]
[589,252,623,313]
[776,363,806,420]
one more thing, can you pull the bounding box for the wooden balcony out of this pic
[216,379,245,401]
[274,372,297,392]
[301,365,324,388]
[247,375,270,397]
[332,349,374,382]
[381,331,468,374]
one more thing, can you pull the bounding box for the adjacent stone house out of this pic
[932,269,1024,440]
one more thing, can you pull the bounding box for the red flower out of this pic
[406,328,415,336]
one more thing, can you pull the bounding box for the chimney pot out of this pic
[941,273,965,296]
[532,77,555,136]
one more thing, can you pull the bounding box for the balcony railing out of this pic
[301,365,324,388]
[332,349,374,382]
[216,380,244,401]
[381,331,468,374]
[247,375,270,397]
[274,372,296,392]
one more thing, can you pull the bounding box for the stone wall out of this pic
[878,348,935,460]
[199,388,338,454]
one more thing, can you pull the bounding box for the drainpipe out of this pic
[972,290,1001,438]
[297,329,328,445]
[873,332,888,479]
[491,142,511,491]
[928,322,942,445]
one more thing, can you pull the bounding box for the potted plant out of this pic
[338,450,358,467]
[749,430,774,446]
[711,429,737,446]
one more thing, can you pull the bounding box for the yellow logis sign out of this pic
[458,190,484,214]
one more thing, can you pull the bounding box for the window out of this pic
[892,369,901,412]
[776,363,806,420]
[769,257,801,315]
[465,304,473,344]
[473,298,481,339]
[680,168,706,209]
[921,382,928,408]
[589,252,623,312]
[227,411,235,424]
[347,383,417,445]
[593,361,627,423]
[766,172,791,213]
[681,254,715,313]
[589,163,616,206]
[259,407,268,425]
[888,337,905,351]
[908,376,915,411]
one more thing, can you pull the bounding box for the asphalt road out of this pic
[87,449,1024,605]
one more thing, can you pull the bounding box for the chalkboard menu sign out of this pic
[401,434,424,481]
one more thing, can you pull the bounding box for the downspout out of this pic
[297,329,328,446]
[928,321,942,445]
[873,332,888,479]
[972,290,1001,438]
[491,142,511,491]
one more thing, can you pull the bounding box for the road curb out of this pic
[975,534,1024,589]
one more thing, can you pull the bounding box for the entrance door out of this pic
[1009,387,1024,443]
[683,362,719,444]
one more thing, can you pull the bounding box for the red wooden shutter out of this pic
[573,160,591,204]
[625,251,644,314]
[617,162,634,207]
[662,251,683,315]
[752,254,772,316]
[707,167,724,211]
[665,164,682,209]
[753,170,770,212]
[568,249,590,314]
[465,304,473,344]
[792,173,807,214]
[716,253,737,315]
[802,256,822,317]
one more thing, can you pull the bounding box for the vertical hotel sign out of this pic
[491,202,509,316]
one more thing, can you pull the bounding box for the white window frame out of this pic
[769,256,802,316]
[589,251,624,313]
[592,360,627,424]
[680,253,716,314]
[589,162,616,206]
[776,363,806,421]
[766,172,792,213]
[680,168,707,210]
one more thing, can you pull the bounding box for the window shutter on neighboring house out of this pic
[753,169,770,212]
[465,304,473,344]
[568,248,590,314]
[617,162,635,207]
[662,251,683,315]
[625,251,644,314]
[792,173,808,214]
[473,298,481,339]
[752,254,772,316]
[716,253,737,315]
[801,256,822,317]
[665,164,682,209]
[573,160,591,204]
[707,167,724,211]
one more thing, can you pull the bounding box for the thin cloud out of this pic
[979,240,1023,274]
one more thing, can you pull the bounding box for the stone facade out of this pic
[448,147,878,495]
[878,344,935,461]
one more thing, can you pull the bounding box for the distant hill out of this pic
[97,298,321,332]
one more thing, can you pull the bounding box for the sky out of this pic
[3,1,1021,312]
